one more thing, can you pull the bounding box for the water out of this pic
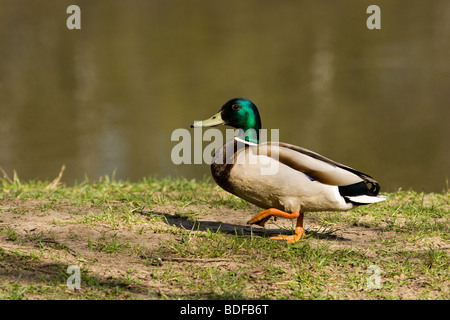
[0,0,449,192]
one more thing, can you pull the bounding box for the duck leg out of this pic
[248,209,305,243]
[270,212,305,243]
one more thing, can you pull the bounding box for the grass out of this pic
[0,175,448,300]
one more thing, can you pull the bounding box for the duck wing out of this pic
[255,141,386,204]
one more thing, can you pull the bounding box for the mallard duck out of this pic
[191,98,387,243]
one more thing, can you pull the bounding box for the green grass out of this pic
[0,176,448,300]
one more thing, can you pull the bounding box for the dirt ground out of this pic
[0,196,448,299]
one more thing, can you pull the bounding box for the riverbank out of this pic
[0,176,448,299]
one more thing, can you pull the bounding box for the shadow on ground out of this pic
[141,210,350,241]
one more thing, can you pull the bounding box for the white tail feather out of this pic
[346,195,388,204]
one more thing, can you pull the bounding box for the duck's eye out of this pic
[232,104,241,111]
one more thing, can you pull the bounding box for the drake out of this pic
[191,98,387,243]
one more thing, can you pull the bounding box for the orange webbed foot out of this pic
[270,226,306,243]
[248,209,305,243]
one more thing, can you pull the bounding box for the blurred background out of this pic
[0,0,449,192]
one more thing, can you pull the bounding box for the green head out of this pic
[191,98,262,143]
